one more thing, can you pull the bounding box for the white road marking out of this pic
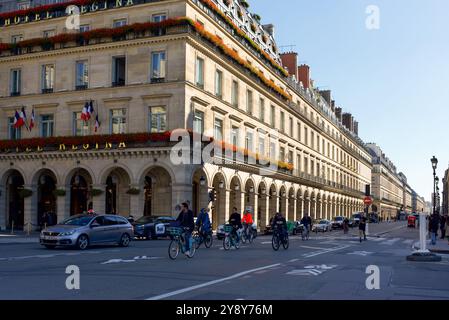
[287,264,338,276]
[371,237,386,242]
[380,238,401,245]
[347,251,373,256]
[302,245,351,258]
[288,259,299,263]
[101,256,163,264]
[300,245,333,250]
[146,263,281,300]
[403,239,414,245]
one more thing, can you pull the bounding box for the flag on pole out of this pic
[87,100,94,120]
[81,102,89,121]
[13,110,25,128]
[21,107,29,131]
[29,108,35,131]
[94,114,100,132]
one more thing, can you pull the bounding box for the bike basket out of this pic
[224,225,233,233]
[167,227,183,236]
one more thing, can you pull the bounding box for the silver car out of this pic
[39,214,134,250]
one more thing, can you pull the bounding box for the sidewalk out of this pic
[348,221,406,238]
[0,231,39,244]
[413,239,449,254]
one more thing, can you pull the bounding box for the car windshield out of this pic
[352,214,361,219]
[334,217,343,221]
[135,216,154,224]
[61,216,94,226]
[319,220,327,224]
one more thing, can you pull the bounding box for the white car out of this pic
[312,220,332,232]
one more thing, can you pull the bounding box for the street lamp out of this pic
[199,176,206,186]
[431,156,438,215]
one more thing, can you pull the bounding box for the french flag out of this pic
[87,100,94,119]
[81,102,89,121]
[13,110,25,129]
[94,114,100,132]
[29,108,35,131]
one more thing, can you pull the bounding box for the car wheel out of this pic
[119,233,131,247]
[44,245,56,249]
[76,235,89,250]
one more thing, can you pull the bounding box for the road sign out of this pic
[364,196,373,206]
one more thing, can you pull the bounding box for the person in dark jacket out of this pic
[176,202,195,255]
[271,212,288,242]
[359,215,367,243]
[430,213,440,245]
[196,208,211,236]
[229,207,242,242]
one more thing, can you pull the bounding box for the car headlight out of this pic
[60,230,76,236]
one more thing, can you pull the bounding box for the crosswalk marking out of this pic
[402,239,414,245]
[380,238,401,245]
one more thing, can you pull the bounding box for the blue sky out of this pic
[251,0,449,201]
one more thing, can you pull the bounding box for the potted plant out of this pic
[53,189,66,197]
[19,189,33,198]
[126,188,140,195]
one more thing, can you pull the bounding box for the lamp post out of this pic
[431,156,438,215]
[407,156,441,261]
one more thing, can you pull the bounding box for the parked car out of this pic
[312,220,333,232]
[332,216,345,229]
[132,216,176,240]
[39,214,134,250]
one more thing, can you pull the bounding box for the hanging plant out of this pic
[126,188,140,195]
[19,189,33,198]
[253,14,261,22]
[53,189,66,197]
[90,189,104,197]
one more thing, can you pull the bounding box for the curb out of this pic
[412,243,449,254]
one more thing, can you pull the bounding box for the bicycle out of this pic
[241,224,255,244]
[223,224,240,250]
[300,225,310,241]
[192,227,213,249]
[167,227,196,260]
[272,226,289,251]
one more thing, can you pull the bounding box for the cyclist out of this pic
[229,207,242,242]
[176,202,195,255]
[271,212,287,242]
[300,214,312,237]
[196,208,211,238]
[242,210,254,239]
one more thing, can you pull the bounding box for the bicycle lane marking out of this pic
[146,263,281,300]
[302,245,352,258]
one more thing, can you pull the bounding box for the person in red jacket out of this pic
[242,210,254,239]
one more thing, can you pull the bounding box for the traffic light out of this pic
[365,184,371,196]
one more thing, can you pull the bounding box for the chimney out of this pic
[335,107,342,122]
[280,52,298,79]
[319,90,332,105]
[353,121,359,135]
[342,113,353,131]
[331,100,335,112]
[262,24,275,37]
[298,64,310,89]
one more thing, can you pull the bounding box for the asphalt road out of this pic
[1,221,448,300]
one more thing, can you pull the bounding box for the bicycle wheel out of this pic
[272,234,280,251]
[240,231,247,244]
[187,243,196,258]
[204,234,213,248]
[194,234,202,250]
[168,240,180,260]
[234,235,240,250]
[248,231,254,244]
[283,235,289,250]
[223,236,231,251]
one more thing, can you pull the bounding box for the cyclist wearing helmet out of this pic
[300,214,312,233]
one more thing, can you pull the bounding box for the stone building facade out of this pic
[0,0,372,231]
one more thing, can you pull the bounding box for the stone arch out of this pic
[192,167,210,218]
[1,169,25,230]
[211,171,227,229]
[32,168,58,228]
[141,166,173,217]
[103,167,132,216]
[65,168,94,216]
[257,180,268,230]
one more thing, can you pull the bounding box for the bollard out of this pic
[10,220,14,235]
[26,222,31,236]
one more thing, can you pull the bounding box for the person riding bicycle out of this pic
[300,214,312,234]
[196,208,211,238]
[242,210,254,238]
[176,202,195,255]
[229,207,242,242]
[271,212,287,242]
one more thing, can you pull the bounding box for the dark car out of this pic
[132,216,176,240]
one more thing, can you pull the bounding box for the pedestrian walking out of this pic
[429,213,440,245]
[440,214,447,239]
[359,215,367,243]
[343,217,349,234]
